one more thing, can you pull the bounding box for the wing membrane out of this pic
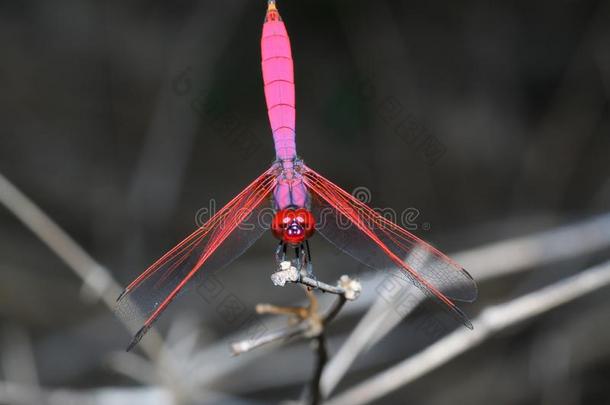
[116,168,276,349]
[302,166,476,327]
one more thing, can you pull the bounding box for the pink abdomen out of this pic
[261,17,296,161]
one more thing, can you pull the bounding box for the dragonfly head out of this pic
[272,208,315,245]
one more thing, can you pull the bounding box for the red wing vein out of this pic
[118,169,276,350]
[121,169,275,297]
[302,167,475,326]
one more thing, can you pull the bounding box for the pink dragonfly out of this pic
[117,1,477,350]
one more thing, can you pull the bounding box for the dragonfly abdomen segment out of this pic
[262,2,297,161]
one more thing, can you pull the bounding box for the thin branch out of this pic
[323,295,348,324]
[321,289,409,397]
[452,213,610,282]
[304,295,346,405]
[308,334,328,405]
[0,172,164,360]
[256,303,310,319]
[230,322,311,355]
[299,276,347,295]
[230,270,360,405]
[0,172,118,303]
[230,273,359,356]
[325,259,610,405]
[0,381,264,405]
[321,212,610,396]
[271,265,362,298]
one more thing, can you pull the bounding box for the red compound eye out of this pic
[272,209,295,240]
[294,208,315,239]
[271,209,315,244]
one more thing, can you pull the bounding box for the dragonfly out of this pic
[116,0,477,351]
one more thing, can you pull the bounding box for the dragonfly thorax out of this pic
[273,159,309,210]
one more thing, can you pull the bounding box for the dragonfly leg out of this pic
[294,245,308,275]
[302,240,319,288]
[305,240,312,263]
[275,241,286,264]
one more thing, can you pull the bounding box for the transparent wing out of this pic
[116,168,276,349]
[302,166,477,327]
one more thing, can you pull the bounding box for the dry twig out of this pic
[325,259,610,405]
[231,264,360,405]
[321,212,610,396]
[0,172,165,359]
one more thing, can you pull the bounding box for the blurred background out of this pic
[1,0,609,404]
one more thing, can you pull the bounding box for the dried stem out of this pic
[325,259,610,405]
[309,334,328,405]
[0,172,164,360]
[307,294,347,405]
[298,276,348,295]
[323,295,348,324]
[230,323,310,355]
[231,269,360,404]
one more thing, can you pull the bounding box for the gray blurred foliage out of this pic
[0,0,609,404]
